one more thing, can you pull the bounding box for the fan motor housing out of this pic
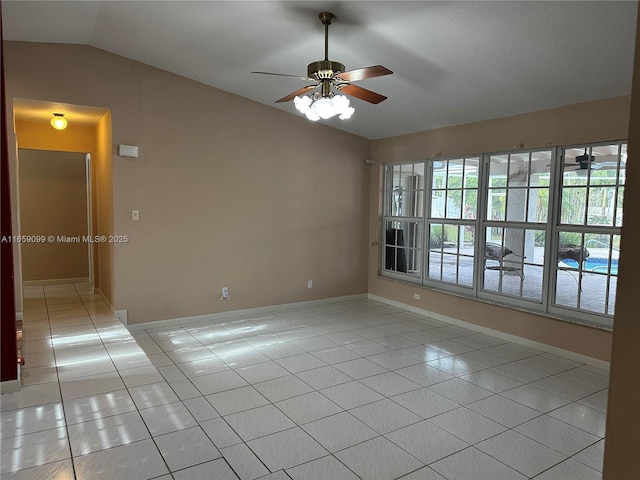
[307,60,345,80]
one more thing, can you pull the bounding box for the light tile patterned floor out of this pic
[1,283,608,479]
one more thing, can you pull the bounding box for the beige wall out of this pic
[18,149,89,281]
[368,96,630,361]
[5,42,371,324]
[95,112,114,302]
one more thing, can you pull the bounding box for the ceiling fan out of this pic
[563,148,618,174]
[252,12,393,121]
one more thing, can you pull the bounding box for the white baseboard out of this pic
[115,310,128,325]
[126,294,368,332]
[0,379,21,394]
[22,277,90,286]
[369,294,610,370]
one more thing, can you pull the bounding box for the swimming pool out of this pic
[561,257,619,274]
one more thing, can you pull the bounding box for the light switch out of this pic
[132,210,139,221]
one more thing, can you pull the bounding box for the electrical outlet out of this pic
[307,280,313,288]
[413,293,421,300]
[221,287,229,300]
[131,210,139,221]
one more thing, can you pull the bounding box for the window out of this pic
[551,144,626,321]
[482,151,551,303]
[426,157,478,288]
[383,162,424,279]
[381,142,626,329]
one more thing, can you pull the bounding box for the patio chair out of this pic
[484,242,525,279]
[557,244,590,289]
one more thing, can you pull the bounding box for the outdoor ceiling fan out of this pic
[562,148,618,173]
[252,11,393,121]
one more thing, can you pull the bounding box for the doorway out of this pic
[18,149,93,285]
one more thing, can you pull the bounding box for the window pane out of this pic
[506,188,528,222]
[427,223,474,287]
[463,189,477,219]
[446,191,462,219]
[528,187,549,223]
[482,228,544,302]
[487,189,506,221]
[384,221,422,275]
[560,187,586,225]
[464,158,480,188]
[587,186,617,226]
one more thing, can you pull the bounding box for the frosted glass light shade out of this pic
[50,114,67,130]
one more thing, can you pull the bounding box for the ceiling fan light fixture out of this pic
[294,93,355,121]
[50,113,67,130]
[312,97,336,119]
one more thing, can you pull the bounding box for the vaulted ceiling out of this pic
[3,1,637,139]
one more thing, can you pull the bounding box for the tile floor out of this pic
[1,283,608,479]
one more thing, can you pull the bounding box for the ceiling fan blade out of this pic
[252,71,311,80]
[339,84,387,104]
[337,65,393,82]
[276,85,318,103]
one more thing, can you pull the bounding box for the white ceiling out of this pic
[2,1,637,139]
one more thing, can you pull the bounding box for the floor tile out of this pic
[302,412,378,452]
[333,358,388,379]
[221,442,269,480]
[0,459,75,480]
[319,381,384,410]
[460,369,523,393]
[155,426,221,472]
[275,353,327,373]
[224,404,295,441]
[73,438,168,480]
[350,399,421,434]
[200,417,243,448]
[530,375,599,401]
[67,411,150,455]
[191,370,249,395]
[490,362,549,383]
[513,355,575,375]
[139,401,198,435]
[335,436,423,480]
[119,365,164,388]
[236,361,290,384]
[129,381,180,409]
[311,346,361,364]
[430,446,526,480]
[177,356,229,377]
[535,458,600,480]
[386,420,468,464]
[391,387,460,419]
[399,465,446,479]
[468,395,541,427]
[429,407,507,444]
[173,458,239,479]
[577,389,608,413]
[59,371,126,400]
[286,455,359,480]
[1,402,65,438]
[247,427,328,471]
[253,375,313,402]
[206,386,270,416]
[427,378,494,405]
[548,403,606,436]
[63,389,136,425]
[515,415,600,456]
[182,396,220,422]
[395,363,453,386]
[500,384,572,413]
[476,430,566,477]
[359,371,420,397]
[556,367,610,389]
[367,351,420,370]
[296,366,353,389]
[0,427,70,474]
[573,439,604,472]
[275,391,343,425]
